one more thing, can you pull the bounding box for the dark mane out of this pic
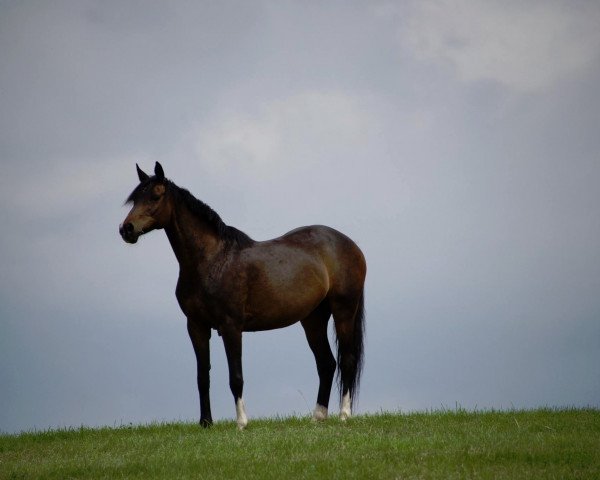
[126,177,254,248]
[169,181,254,248]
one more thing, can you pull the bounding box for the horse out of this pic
[119,162,366,429]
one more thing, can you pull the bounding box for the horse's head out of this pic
[119,162,172,244]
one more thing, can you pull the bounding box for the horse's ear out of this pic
[154,161,165,181]
[136,164,150,182]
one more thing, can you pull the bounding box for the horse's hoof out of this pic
[312,404,328,422]
[199,418,212,428]
[340,410,351,422]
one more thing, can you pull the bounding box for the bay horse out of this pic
[119,162,366,429]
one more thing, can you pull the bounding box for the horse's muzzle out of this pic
[119,223,139,244]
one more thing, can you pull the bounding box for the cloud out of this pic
[191,91,370,175]
[388,0,600,92]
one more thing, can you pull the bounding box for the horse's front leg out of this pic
[187,318,212,427]
[221,324,247,430]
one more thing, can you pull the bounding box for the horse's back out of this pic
[280,225,359,250]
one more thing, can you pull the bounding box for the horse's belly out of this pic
[243,300,322,331]
[242,261,328,331]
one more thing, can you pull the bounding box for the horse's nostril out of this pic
[119,223,135,238]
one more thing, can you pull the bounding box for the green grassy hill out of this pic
[1,409,598,479]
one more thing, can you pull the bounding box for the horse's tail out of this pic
[335,287,365,408]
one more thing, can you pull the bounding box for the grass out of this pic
[1,408,599,479]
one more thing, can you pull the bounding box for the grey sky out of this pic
[1,1,599,434]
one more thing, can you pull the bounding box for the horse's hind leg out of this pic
[301,302,336,421]
[331,289,365,421]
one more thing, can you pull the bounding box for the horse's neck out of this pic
[165,202,222,268]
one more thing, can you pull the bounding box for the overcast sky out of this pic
[1,1,599,434]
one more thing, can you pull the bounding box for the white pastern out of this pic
[340,392,351,421]
[312,404,328,422]
[236,397,248,430]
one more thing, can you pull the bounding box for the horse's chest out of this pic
[175,274,234,321]
[176,274,209,314]
[177,290,204,316]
